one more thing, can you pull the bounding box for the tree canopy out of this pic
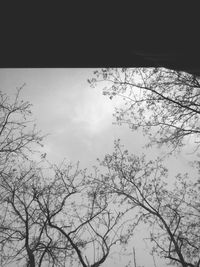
[89,67,200,267]
[89,68,200,153]
[1,67,200,267]
[94,140,200,267]
[0,89,129,267]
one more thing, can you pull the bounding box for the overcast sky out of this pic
[0,68,197,267]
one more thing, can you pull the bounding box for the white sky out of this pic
[0,68,197,267]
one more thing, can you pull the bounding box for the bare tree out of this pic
[89,68,200,152]
[0,88,131,266]
[94,140,200,267]
[0,86,44,168]
[0,87,45,266]
[0,159,128,267]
